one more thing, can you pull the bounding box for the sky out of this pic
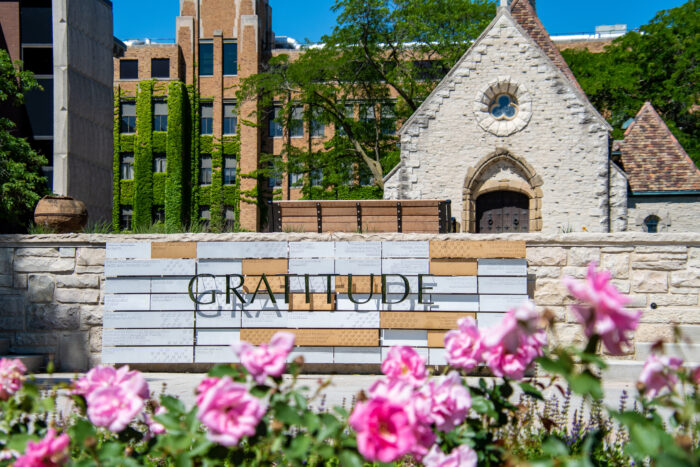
[113,0,688,43]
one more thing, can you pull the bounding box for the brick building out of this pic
[0,0,117,222]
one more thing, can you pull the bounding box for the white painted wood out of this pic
[381,241,429,258]
[104,294,150,311]
[335,242,381,258]
[196,329,241,346]
[241,294,289,311]
[102,346,193,364]
[423,276,478,294]
[336,294,382,311]
[195,275,229,294]
[335,258,382,275]
[288,275,334,293]
[195,293,236,311]
[287,311,380,328]
[242,310,288,327]
[103,329,193,346]
[382,258,429,274]
[104,278,151,294]
[477,259,527,276]
[150,294,196,311]
[381,330,428,347]
[195,310,242,328]
[382,347,428,361]
[479,294,529,312]
[384,275,418,294]
[289,347,334,363]
[334,347,382,364]
[423,294,479,312]
[197,260,243,276]
[429,348,447,365]
[197,242,288,259]
[106,242,151,259]
[195,346,240,363]
[478,276,527,294]
[289,242,334,258]
[381,294,434,311]
[288,258,335,275]
[476,312,505,330]
[103,312,194,329]
[151,277,192,293]
[105,259,196,277]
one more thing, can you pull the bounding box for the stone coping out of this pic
[1,232,699,247]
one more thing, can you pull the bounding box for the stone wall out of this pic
[0,232,698,371]
[627,195,700,233]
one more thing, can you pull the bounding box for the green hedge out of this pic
[302,185,383,200]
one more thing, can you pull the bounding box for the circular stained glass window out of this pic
[490,94,518,120]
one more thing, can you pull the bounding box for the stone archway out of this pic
[462,149,543,233]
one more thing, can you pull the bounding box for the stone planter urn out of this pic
[34,195,88,233]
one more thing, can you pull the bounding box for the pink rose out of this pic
[483,331,546,380]
[428,371,471,432]
[0,357,26,401]
[73,365,149,400]
[482,301,539,353]
[369,379,432,425]
[349,397,418,463]
[381,346,428,387]
[14,428,70,467]
[423,444,478,467]
[445,317,483,371]
[232,331,295,384]
[196,377,267,446]
[563,262,641,355]
[638,354,683,398]
[87,385,145,432]
[692,366,700,385]
[146,406,167,436]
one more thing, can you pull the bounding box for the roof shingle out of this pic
[620,102,700,192]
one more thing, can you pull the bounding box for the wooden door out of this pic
[476,191,529,233]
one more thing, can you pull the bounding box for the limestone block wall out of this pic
[0,232,698,371]
[385,13,611,233]
[627,195,700,233]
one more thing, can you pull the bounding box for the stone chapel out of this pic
[383,0,700,233]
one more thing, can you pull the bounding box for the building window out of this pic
[337,104,353,136]
[199,41,213,76]
[290,106,304,138]
[223,102,237,135]
[120,207,133,230]
[119,59,138,80]
[20,5,52,44]
[153,101,168,131]
[310,169,323,187]
[151,58,170,78]
[22,47,52,75]
[120,154,134,180]
[310,107,325,138]
[381,103,396,135]
[223,155,237,185]
[200,155,212,185]
[490,94,518,121]
[225,206,236,229]
[120,102,136,133]
[268,106,283,138]
[289,172,303,188]
[153,154,167,173]
[644,215,660,233]
[268,172,282,188]
[153,206,165,223]
[223,40,237,76]
[360,104,375,125]
[200,103,213,135]
[199,206,211,228]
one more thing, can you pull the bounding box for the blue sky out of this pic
[113,0,687,43]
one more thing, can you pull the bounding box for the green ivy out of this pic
[133,81,154,228]
[153,132,167,152]
[153,173,166,205]
[119,180,135,204]
[302,185,383,200]
[120,135,135,152]
[210,140,224,232]
[165,81,186,229]
[112,88,122,230]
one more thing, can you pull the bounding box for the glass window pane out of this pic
[24,77,53,137]
[199,42,213,76]
[151,59,170,78]
[223,41,237,75]
[290,106,304,137]
[154,102,168,115]
[200,155,212,185]
[120,60,138,80]
[268,106,283,137]
[22,47,52,75]
[223,103,237,135]
[121,102,136,117]
[200,103,214,118]
[20,7,52,44]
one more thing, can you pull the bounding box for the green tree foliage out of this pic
[0,50,48,232]
[238,0,495,196]
[562,1,699,165]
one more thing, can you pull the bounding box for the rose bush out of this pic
[0,261,697,466]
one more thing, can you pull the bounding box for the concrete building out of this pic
[0,0,116,222]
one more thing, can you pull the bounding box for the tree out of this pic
[0,49,48,232]
[238,0,495,197]
[562,0,699,165]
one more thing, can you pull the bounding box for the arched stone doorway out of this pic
[462,149,543,233]
[476,191,529,233]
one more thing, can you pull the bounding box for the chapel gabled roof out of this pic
[620,102,700,193]
[509,0,585,94]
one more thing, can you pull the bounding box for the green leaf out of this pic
[175,452,194,467]
[160,395,186,414]
[542,437,569,457]
[471,395,495,415]
[6,433,37,452]
[302,411,320,432]
[519,382,544,400]
[273,402,302,425]
[338,450,363,467]
[568,372,603,399]
[629,424,661,456]
[287,435,312,459]
[98,441,124,461]
[69,419,97,446]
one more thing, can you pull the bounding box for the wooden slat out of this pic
[280,207,317,217]
[380,312,475,330]
[242,275,286,294]
[401,206,443,215]
[289,293,336,311]
[336,275,382,294]
[430,259,478,275]
[151,242,197,259]
[242,259,288,275]
[427,331,449,348]
[318,207,357,216]
[429,241,526,259]
[361,207,399,216]
[241,328,379,346]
